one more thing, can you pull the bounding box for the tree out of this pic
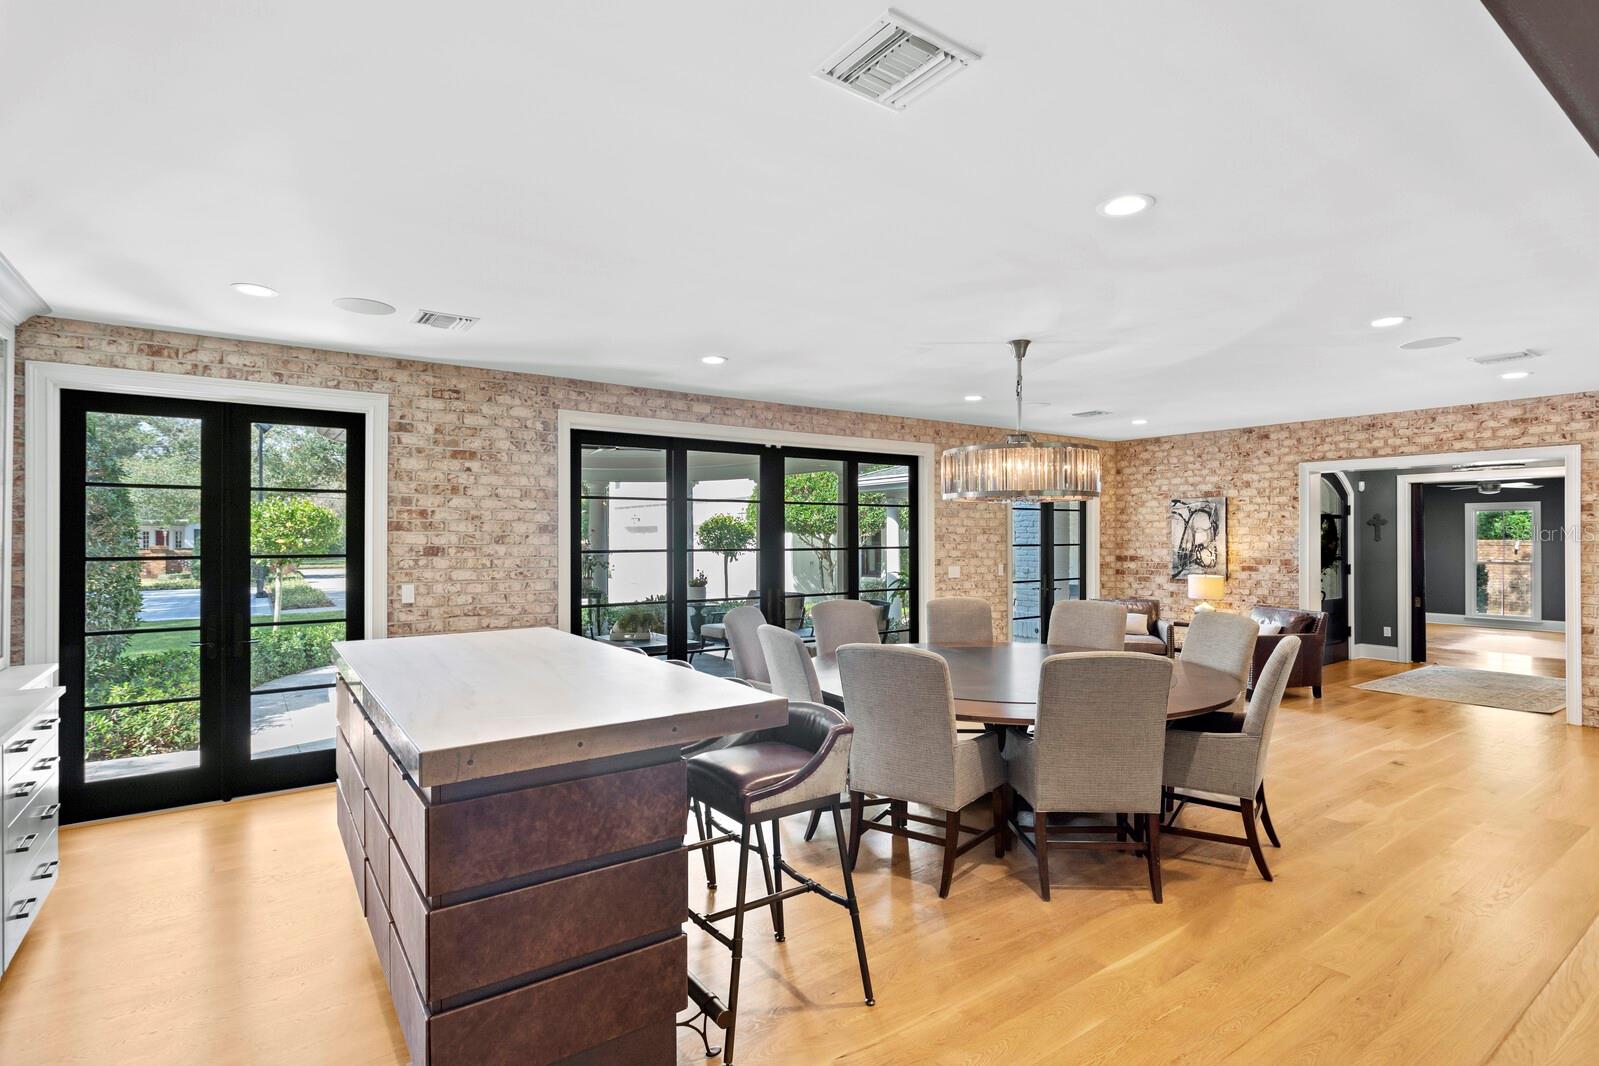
[250,496,343,621]
[696,513,757,597]
[747,471,887,592]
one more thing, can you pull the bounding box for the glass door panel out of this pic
[1469,505,1538,619]
[579,443,672,650]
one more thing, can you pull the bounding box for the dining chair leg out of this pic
[723,823,753,1066]
[892,800,908,831]
[752,822,783,941]
[937,809,960,899]
[803,808,823,842]
[1257,783,1281,848]
[770,819,787,942]
[830,805,875,1006]
[1143,812,1164,904]
[1240,797,1273,881]
[1033,813,1051,902]
[990,788,1007,857]
[848,790,866,871]
[693,800,717,889]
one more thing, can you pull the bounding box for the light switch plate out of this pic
[947,565,961,579]
[401,583,416,605]
[1383,625,1392,637]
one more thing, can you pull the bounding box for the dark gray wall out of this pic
[1351,470,1400,646]
[1421,479,1564,620]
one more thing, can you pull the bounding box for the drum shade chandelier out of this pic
[939,339,1102,501]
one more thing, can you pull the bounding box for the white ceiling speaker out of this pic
[414,309,479,332]
[1399,336,1462,350]
[333,297,395,315]
[816,9,979,111]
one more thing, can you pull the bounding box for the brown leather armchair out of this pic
[1098,597,1174,656]
[1247,606,1327,698]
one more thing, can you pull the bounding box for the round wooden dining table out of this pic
[811,642,1243,726]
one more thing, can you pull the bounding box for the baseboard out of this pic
[1424,613,1565,633]
[1352,642,1407,663]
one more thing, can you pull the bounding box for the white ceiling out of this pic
[3,1,1597,440]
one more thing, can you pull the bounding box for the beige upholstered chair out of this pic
[1176,609,1259,727]
[1045,599,1127,650]
[723,605,772,686]
[926,596,994,644]
[1163,636,1298,882]
[757,624,823,704]
[837,644,1007,898]
[812,599,882,659]
[1003,652,1173,902]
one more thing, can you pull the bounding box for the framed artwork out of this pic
[1170,496,1226,577]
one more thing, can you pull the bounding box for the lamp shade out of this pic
[1186,574,1225,601]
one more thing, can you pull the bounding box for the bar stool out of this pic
[683,700,874,1065]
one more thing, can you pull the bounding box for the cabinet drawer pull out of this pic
[32,754,58,772]
[38,803,61,821]
[8,779,38,800]
[4,737,36,754]
[6,897,37,921]
[32,717,58,731]
[32,859,59,880]
[10,833,39,854]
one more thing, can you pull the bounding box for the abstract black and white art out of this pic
[1170,496,1227,577]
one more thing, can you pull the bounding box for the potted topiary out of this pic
[688,570,708,601]
[609,607,654,641]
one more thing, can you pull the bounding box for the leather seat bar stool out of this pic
[683,699,873,1065]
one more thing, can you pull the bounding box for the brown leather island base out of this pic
[335,680,687,1065]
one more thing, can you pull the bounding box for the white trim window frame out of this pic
[24,361,390,662]
[1464,500,1542,623]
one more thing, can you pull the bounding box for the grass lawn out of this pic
[124,611,346,655]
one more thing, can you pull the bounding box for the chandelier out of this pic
[940,339,1102,501]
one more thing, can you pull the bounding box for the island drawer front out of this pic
[389,759,686,898]
[360,716,392,820]
[388,933,685,1066]
[393,845,687,1003]
[335,680,363,762]
[335,731,363,836]
[3,828,58,970]
[363,787,391,909]
[365,861,391,974]
[335,782,366,913]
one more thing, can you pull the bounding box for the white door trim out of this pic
[556,410,942,639]
[24,361,389,662]
[1299,448,1581,726]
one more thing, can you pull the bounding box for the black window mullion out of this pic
[758,448,785,626]
[843,463,860,602]
[667,447,688,659]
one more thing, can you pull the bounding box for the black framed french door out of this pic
[1010,500,1088,641]
[59,390,365,822]
[572,430,919,659]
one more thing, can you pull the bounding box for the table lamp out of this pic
[1187,574,1225,612]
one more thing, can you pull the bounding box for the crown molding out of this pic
[0,250,48,326]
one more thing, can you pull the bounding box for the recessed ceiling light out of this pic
[332,297,396,315]
[1370,315,1409,329]
[1500,370,1532,380]
[1097,193,1155,217]
[701,354,727,366]
[963,394,983,402]
[230,282,277,298]
[1399,336,1462,350]
[1130,419,1149,426]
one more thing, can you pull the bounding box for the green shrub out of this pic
[251,624,340,689]
[272,575,333,610]
[86,701,200,763]
[143,572,201,590]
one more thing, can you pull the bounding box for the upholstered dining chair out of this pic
[1045,598,1127,650]
[926,596,995,644]
[837,644,1007,898]
[758,624,823,703]
[1174,609,1259,728]
[723,605,772,687]
[812,599,882,659]
[1162,635,1298,882]
[1002,652,1173,902]
[684,699,873,1065]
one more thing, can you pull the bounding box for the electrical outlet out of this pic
[401,583,416,605]
[1383,625,1392,637]
[947,565,961,579]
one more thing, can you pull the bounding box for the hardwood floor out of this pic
[4,658,1599,1064]
[1426,622,1567,679]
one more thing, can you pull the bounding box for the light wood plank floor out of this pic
[1426,622,1567,679]
[4,658,1599,1065]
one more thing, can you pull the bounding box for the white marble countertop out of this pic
[334,627,779,786]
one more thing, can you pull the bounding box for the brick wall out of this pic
[12,316,1073,658]
[1098,399,1597,723]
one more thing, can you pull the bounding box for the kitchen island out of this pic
[332,627,779,1066]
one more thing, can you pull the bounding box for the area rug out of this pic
[1354,666,1565,715]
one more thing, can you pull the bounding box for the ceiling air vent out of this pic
[1071,410,1113,418]
[1470,350,1541,366]
[414,309,479,332]
[816,9,979,111]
